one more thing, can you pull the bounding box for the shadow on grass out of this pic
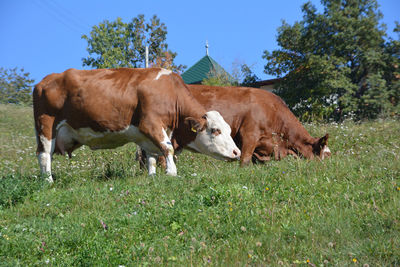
[93,161,133,181]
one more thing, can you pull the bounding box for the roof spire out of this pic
[205,40,209,56]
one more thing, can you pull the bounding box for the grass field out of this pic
[0,103,399,266]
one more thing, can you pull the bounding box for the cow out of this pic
[33,68,240,182]
[138,84,331,168]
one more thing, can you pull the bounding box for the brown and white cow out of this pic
[184,85,331,164]
[33,68,240,182]
[139,84,331,168]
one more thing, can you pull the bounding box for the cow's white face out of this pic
[187,111,241,161]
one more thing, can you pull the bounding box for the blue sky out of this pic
[0,0,399,83]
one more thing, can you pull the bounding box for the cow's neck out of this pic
[279,116,316,159]
[170,92,206,150]
[291,133,316,159]
[178,91,206,122]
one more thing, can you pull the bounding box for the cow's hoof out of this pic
[166,171,177,176]
[45,175,54,183]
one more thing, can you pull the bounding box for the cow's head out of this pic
[185,111,241,161]
[312,134,331,160]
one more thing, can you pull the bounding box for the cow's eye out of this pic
[211,128,221,136]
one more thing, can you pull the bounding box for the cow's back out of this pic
[34,68,186,132]
[187,85,297,136]
[188,85,255,135]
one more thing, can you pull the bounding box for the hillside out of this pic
[0,104,399,266]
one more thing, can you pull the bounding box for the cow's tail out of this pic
[32,74,63,183]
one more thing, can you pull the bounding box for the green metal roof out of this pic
[181,55,232,84]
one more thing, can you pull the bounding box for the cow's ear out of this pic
[185,117,205,133]
[319,133,329,147]
[313,133,329,152]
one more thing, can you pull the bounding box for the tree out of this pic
[383,22,400,115]
[82,15,185,73]
[202,68,235,86]
[202,62,260,87]
[240,64,260,87]
[0,67,34,105]
[263,0,396,121]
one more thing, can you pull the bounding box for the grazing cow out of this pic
[33,68,240,182]
[138,84,331,167]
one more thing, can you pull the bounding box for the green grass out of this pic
[0,103,399,266]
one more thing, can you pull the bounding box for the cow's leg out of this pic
[157,128,176,175]
[156,154,167,169]
[161,128,175,175]
[136,146,167,171]
[135,146,147,170]
[145,153,168,175]
[146,153,157,175]
[138,120,177,176]
[34,114,56,183]
[239,135,258,167]
[145,138,176,176]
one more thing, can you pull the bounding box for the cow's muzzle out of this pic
[233,148,241,160]
[225,148,241,161]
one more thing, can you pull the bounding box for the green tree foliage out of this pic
[0,67,34,105]
[383,22,400,115]
[202,63,260,87]
[82,15,185,73]
[240,64,260,87]
[263,0,397,121]
[202,68,235,86]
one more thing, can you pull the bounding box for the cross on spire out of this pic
[205,40,209,56]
